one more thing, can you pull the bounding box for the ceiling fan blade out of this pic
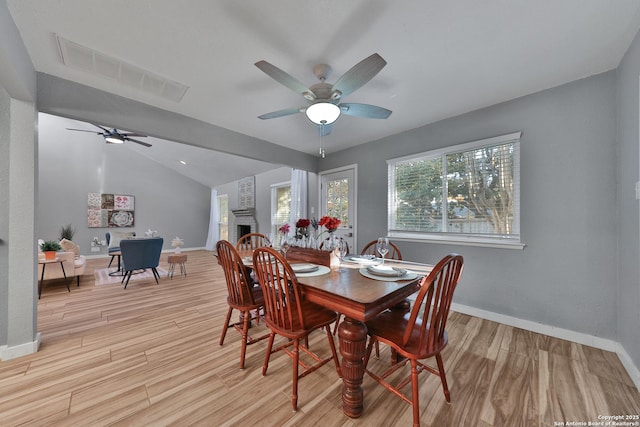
[319,123,332,136]
[339,103,392,119]
[92,124,111,132]
[126,137,152,147]
[66,128,102,134]
[331,53,387,98]
[255,60,315,99]
[120,132,148,138]
[258,107,303,120]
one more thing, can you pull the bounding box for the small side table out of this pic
[167,253,187,279]
[38,257,70,299]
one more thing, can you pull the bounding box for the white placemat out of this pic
[359,268,418,282]
[296,265,330,277]
[343,255,379,265]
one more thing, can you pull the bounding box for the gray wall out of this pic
[0,85,9,346]
[0,0,39,355]
[37,113,211,254]
[616,28,640,370]
[322,71,619,340]
[216,167,319,241]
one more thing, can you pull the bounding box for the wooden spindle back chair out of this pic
[360,239,403,260]
[363,253,464,427]
[216,240,269,369]
[236,232,270,252]
[252,246,342,411]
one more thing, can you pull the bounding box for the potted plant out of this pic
[59,223,76,241]
[40,240,62,260]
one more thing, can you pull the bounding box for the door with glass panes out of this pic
[319,166,356,253]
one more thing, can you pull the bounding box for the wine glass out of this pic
[280,236,290,259]
[337,238,348,271]
[265,232,274,247]
[376,237,389,265]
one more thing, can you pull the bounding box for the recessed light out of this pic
[179,160,187,165]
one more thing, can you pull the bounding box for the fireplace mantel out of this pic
[231,208,257,243]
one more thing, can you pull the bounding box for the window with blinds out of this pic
[217,194,228,241]
[387,132,523,248]
[271,182,291,241]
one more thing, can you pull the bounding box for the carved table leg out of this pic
[337,316,368,418]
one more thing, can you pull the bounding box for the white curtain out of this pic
[205,188,219,250]
[289,169,308,225]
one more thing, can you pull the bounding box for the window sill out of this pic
[388,232,526,250]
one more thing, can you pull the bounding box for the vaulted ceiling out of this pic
[7,1,640,187]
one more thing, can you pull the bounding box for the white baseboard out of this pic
[616,346,640,392]
[450,303,640,391]
[0,332,41,361]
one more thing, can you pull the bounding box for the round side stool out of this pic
[167,253,188,279]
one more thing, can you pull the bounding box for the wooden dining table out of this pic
[237,247,431,418]
[294,258,432,418]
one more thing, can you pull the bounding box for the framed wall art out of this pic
[88,193,135,228]
[238,176,255,209]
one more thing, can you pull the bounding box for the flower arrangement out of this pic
[295,218,310,239]
[171,236,184,253]
[318,215,341,233]
[279,223,291,235]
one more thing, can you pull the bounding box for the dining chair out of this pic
[363,253,464,427]
[252,246,342,411]
[360,239,403,260]
[106,231,136,270]
[333,240,402,338]
[216,240,269,369]
[236,232,270,252]
[351,239,404,354]
[119,237,163,289]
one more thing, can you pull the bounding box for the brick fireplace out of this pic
[231,208,257,243]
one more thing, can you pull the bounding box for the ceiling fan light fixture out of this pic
[105,135,124,144]
[305,102,340,125]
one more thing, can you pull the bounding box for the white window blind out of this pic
[271,182,291,240]
[388,132,523,248]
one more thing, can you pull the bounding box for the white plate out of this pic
[366,265,407,277]
[344,255,379,265]
[291,263,319,273]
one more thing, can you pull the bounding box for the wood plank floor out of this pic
[1,250,638,426]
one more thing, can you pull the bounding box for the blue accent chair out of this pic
[106,231,135,271]
[119,237,163,289]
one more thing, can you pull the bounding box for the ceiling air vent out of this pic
[55,35,189,103]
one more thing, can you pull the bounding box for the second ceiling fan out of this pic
[255,53,392,136]
[66,124,152,147]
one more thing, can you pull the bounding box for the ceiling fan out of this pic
[66,124,152,147]
[255,53,392,136]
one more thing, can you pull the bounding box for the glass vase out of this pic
[325,232,338,251]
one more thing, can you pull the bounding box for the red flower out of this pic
[318,216,341,232]
[295,218,310,228]
[318,216,330,227]
[279,223,290,234]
